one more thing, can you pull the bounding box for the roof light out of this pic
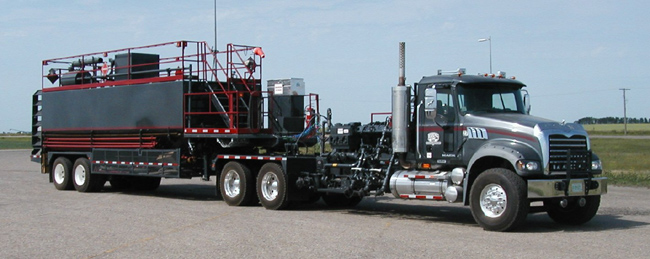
[496,71,506,78]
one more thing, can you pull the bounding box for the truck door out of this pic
[418,86,461,166]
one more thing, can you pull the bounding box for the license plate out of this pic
[571,182,584,193]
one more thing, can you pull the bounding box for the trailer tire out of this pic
[130,177,161,191]
[469,168,528,232]
[544,196,600,225]
[257,163,290,210]
[322,194,363,208]
[52,157,74,190]
[73,157,105,192]
[220,162,255,206]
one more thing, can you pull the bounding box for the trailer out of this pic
[32,41,607,231]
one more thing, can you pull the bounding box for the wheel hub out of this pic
[74,165,86,186]
[223,170,241,198]
[480,183,507,218]
[261,172,278,201]
[54,164,65,184]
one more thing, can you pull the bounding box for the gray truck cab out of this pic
[411,70,607,230]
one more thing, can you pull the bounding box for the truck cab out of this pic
[398,69,607,231]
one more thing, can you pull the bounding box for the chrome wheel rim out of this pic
[74,164,86,186]
[223,170,241,198]
[260,172,279,201]
[54,163,66,184]
[480,183,507,218]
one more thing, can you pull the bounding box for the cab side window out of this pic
[436,91,455,123]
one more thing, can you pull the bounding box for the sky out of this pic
[1,0,649,133]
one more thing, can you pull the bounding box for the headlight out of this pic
[592,160,602,171]
[516,160,539,171]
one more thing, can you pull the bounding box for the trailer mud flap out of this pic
[91,148,180,177]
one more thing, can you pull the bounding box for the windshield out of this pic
[457,84,525,115]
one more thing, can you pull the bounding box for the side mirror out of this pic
[522,90,531,114]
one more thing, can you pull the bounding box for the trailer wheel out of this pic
[469,168,528,232]
[130,177,161,191]
[257,163,290,210]
[322,194,363,208]
[544,196,600,225]
[220,162,255,206]
[73,157,105,192]
[52,157,74,190]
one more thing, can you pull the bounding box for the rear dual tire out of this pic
[72,158,105,192]
[257,163,290,210]
[52,157,74,190]
[220,162,257,206]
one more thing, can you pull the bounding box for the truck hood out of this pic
[466,113,587,139]
[476,113,556,128]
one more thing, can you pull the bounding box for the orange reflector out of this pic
[421,163,431,169]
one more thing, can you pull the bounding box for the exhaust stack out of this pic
[392,42,409,153]
[398,42,406,86]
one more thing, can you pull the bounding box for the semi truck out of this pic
[31,40,607,231]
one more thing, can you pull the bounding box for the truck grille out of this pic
[548,135,589,172]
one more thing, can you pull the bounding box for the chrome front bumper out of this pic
[527,177,607,198]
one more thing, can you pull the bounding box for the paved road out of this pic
[1,150,648,258]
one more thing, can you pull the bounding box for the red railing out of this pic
[41,40,263,93]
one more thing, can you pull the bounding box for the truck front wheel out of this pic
[544,196,600,225]
[257,163,290,210]
[220,162,256,206]
[52,157,74,190]
[469,168,529,231]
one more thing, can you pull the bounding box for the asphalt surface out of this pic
[1,149,648,258]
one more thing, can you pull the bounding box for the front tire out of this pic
[52,157,74,190]
[469,168,529,231]
[544,196,600,225]
[73,157,105,192]
[257,163,290,210]
[220,162,256,206]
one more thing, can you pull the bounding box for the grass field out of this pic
[0,136,31,149]
[3,134,648,187]
[584,123,650,135]
[590,138,650,187]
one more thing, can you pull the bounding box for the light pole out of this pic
[620,88,630,135]
[478,36,492,73]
